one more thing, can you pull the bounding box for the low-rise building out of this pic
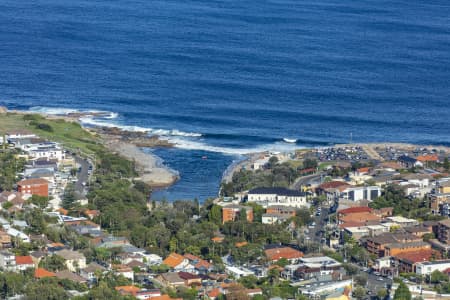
[264,245,304,263]
[162,253,191,271]
[0,251,16,270]
[416,260,450,276]
[364,232,422,257]
[437,219,450,244]
[157,272,185,287]
[385,216,419,227]
[247,187,309,208]
[262,213,291,225]
[17,178,49,197]
[54,249,86,272]
[339,186,381,202]
[15,256,34,271]
[222,205,253,224]
[294,256,343,281]
[384,241,431,257]
[80,262,107,282]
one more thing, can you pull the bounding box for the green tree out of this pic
[39,255,67,272]
[303,158,318,169]
[208,204,222,224]
[352,286,366,300]
[30,195,49,209]
[62,183,77,209]
[24,279,68,300]
[394,282,412,300]
[444,158,450,171]
[276,258,289,268]
[430,270,448,284]
[377,288,388,300]
[239,208,248,222]
[268,156,279,169]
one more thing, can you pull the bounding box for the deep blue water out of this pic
[0,0,449,200]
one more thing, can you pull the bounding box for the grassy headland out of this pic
[0,112,102,156]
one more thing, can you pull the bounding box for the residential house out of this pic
[7,228,30,243]
[183,254,214,274]
[0,251,16,270]
[178,271,202,287]
[112,264,134,280]
[398,155,423,169]
[162,253,192,271]
[80,262,107,282]
[54,249,87,272]
[34,268,56,279]
[55,270,87,284]
[222,205,253,224]
[30,250,47,267]
[247,187,309,208]
[6,130,37,140]
[24,142,65,161]
[157,272,185,288]
[141,253,162,266]
[115,286,141,298]
[17,178,49,197]
[15,256,35,271]
[264,245,304,263]
[0,230,12,249]
[117,253,144,265]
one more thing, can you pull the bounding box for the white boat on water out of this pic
[283,138,297,143]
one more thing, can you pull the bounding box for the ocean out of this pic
[0,0,449,201]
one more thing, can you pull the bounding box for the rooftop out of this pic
[248,187,307,197]
[17,178,48,186]
[265,246,303,261]
[15,255,33,265]
[163,253,185,268]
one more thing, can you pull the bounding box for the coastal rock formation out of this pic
[0,106,7,114]
[93,126,174,148]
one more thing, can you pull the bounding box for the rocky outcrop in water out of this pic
[93,126,174,148]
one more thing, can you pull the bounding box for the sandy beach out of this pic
[105,141,179,188]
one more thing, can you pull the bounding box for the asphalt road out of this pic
[75,156,90,197]
[291,172,325,190]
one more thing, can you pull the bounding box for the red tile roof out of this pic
[264,246,303,261]
[115,286,141,296]
[338,206,372,215]
[394,249,433,263]
[357,167,370,173]
[318,181,350,190]
[17,178,48,186]
[15,256,33,265]
[211,236,224,243]
[235,241,248,248]
[35,268,56,278]
[163,253,185,268]
[417,155,438,162]
[208,288,221,298]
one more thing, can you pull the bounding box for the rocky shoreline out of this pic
[9,108,179,188]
